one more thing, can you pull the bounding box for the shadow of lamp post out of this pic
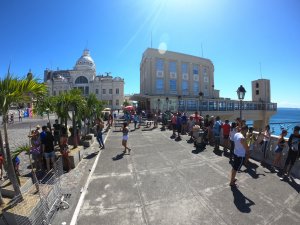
[157,98,160,113]
[198,91,204,116]
[166,97,169,111]
[177,95,182,111]
[236,85,246,119]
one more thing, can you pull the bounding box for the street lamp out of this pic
[236,85,246,119]
[198,91,204,116]
[166,97,169,111]
[157,98,160,112]
[177,95,182,111]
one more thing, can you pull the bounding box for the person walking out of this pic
[229,125,249,187]
[272,129,287,170]
[281,126,300,180]
[43,128,56,172]
[96,119,105,149]
[122,122,131,154]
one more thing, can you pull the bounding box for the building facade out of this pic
[140,48,218,98]
[132,48,277,129]
[44,49,124,110]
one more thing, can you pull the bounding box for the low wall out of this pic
[220,132,300,178]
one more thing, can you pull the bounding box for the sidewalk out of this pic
[61,125,300,225]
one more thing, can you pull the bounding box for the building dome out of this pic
[74,49,96,71]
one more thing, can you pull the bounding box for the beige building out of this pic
[140,48,218,98]
[132,48,277,129]
[44,49,124,110]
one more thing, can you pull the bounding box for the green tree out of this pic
[123,100,130,107]
[0,73,46,200]
[34,95,55,125]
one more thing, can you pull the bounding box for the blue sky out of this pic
[1,0,299,107]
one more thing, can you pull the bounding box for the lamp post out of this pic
[157,98,160,112]
[236,85,246,119]
[177,95,182,111]
[166,97,169,111]
[198,91,203,116]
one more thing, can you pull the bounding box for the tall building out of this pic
[44,49,124,110]
[140,48,218,98]
[132,48,277,129]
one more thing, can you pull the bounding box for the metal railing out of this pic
[2,157,69,225]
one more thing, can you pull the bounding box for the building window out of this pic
[203,67,207,76]
[256,90,259,95]
[193,65,199,74]
[169,80,177,94]
[75,76,88,84]
[182,80,189,95]
[53,91,56,96]
[187,100,197,111]
[256,83,259,88]
[156,78,164,94]
[96,89,99,94]
[85,86,89,95]
[116,99,119,106]
[181,63,188,74]
[169,61,176,73]
[193,74,199,81]
[109,89,112,94]
[193,82,199,95]
[156,58,164,71]
[109,100,112,105]
[102,89,106,94]
[204,76,209,83]
[116,88,119,94]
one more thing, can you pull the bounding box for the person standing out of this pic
[281,126,300,180]
[229,125,249,187]
[213,116,222,150]
[261,125,271,163]
[53,119,61,146]
[222,120,231,153]
[43,128,56,172]
[133,112,139,130]
[122,122,131,154]
[272,129,287,170]
[60,126,71,172]
[229,122,237,161]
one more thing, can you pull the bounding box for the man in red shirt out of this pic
[222,120,231,153]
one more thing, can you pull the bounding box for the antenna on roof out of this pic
[259,62,263,79]
[151,31,152,48]
[201,43,204,57]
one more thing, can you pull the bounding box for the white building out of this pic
[44,49,124,110]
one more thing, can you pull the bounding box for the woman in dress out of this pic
[122,122,131,154]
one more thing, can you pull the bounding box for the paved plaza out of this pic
[1,118,300,225]
[72,126,299,225]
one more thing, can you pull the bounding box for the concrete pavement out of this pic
[73,125,300,225]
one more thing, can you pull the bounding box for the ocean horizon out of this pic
[248,107,300,136]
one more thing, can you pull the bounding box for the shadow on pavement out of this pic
[112,153,125,161]
[84,152,98,160]
[191,147,205,154]
[213,148,223,156]
[231,186,255,213]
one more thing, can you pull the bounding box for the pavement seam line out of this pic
[70,129,111,225]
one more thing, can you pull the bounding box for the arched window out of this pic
[75,76,88,84]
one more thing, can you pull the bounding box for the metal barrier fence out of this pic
[2,157,68,225]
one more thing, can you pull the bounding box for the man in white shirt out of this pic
[229,125,249,187]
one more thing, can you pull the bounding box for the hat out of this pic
[36,125,40,129]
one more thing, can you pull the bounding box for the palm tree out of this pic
[34,95,55,125]
[0,73,46,201]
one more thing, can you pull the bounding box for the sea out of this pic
[248,108,300,136]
